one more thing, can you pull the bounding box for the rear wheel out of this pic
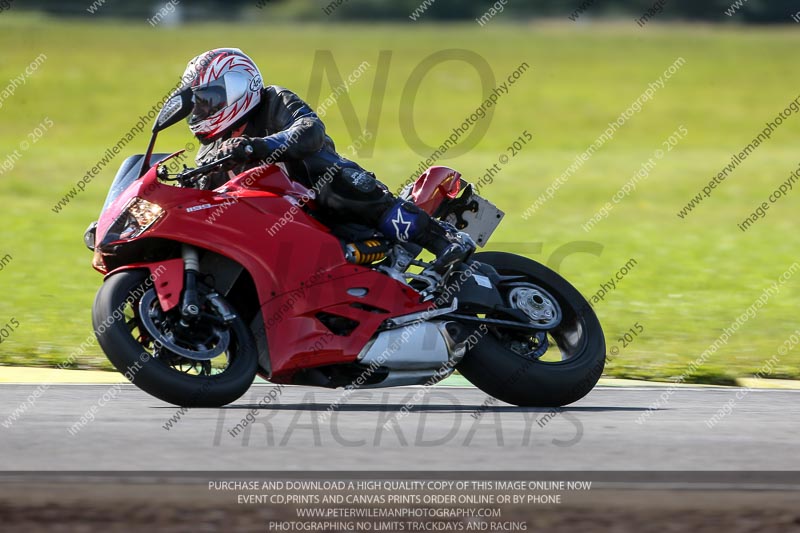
[457,252,605,407]
[93,269,258,407]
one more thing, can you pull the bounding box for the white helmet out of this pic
[181,48,263,143]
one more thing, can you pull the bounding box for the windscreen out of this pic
[101,153,172,212]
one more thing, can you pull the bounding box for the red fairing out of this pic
[105,259,184,312]
[225,163,314,202]
[262,266,429,378]
[97,154,432,379]
[410,166,462,215]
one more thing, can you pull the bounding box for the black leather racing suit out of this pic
[196,85,465,262]
[196,85,396,227]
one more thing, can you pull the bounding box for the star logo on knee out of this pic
[392,209,412,241]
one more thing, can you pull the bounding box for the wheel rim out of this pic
[506,283,562,329]
[491,271,588,364]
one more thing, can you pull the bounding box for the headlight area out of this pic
[101,197,165,246]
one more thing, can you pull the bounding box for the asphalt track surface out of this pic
[2,383,799,531]
[1,383,797,471]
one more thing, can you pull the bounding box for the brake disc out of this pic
[137,290,230,361]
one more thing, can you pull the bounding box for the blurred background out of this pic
[9,0,800,22]
[0,0,798,383]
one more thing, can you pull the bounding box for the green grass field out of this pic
[1,13,798,382]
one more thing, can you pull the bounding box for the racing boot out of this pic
[415,217,476,272]
[378,199,475,271]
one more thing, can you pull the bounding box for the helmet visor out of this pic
[189,79,228,126]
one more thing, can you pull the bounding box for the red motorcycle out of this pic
[85,91,605,407]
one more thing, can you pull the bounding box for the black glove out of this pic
[218,136,274,163]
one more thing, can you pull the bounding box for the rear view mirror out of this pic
[154,87,193,132]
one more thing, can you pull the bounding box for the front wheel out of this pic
[93,269,258,407]
[457,252,605,407]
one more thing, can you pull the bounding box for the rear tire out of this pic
[93,270,258,407]
[457,252,605,407]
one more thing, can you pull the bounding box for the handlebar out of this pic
[173,144,254,185]
[178,154,235,182]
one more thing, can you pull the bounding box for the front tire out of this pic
[457,252,605,407]
[93,269,258,407]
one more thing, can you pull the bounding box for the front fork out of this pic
[108,246,237,323]
[180,245,201,323]
[104,247,225,320]
[179,245,237,325]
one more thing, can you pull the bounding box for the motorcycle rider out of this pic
[180,48,474,270]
